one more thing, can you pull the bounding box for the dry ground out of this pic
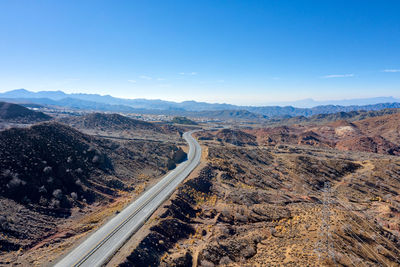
[0,122,187,266]
[117,138,400,267]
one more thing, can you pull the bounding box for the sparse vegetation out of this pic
[0,120,186,264]
[121,121,400,266]
[2,107,400,266]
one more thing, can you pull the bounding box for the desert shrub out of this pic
[106,178,125,190]
[92,155,100,164]
[71,192,78,201]
[39,196,48,206]
[43,166,52,174]
[38,185,47,194]
[0,215,9,231]
[75,179,83,186]
[1,169,11,177]
[52,189,63,200]
[7,176,25,189]
[50,198,60,209]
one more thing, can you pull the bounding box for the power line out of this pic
[333,233,367,267]
[314,181,337,266]
[337,219,386,267]
[334,199,400,264]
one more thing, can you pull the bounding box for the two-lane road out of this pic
[55,131,201,267]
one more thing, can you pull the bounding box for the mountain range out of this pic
[262,96,400,108]
[1,89,400,119]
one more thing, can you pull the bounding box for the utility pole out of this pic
[315,181,336,266]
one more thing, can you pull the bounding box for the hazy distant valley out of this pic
[2,89,400,120]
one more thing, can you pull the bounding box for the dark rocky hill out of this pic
[0,122,111,209]
[61,113,161,131]
[171,116,198,125]
[0,122,186,253]
[0,101,51,123]
[58,113,178,136]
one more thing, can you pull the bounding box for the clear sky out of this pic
[0,0,399,105]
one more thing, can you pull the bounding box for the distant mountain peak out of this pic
[12,88,30,92]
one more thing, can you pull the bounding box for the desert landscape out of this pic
[0,103,192,266]
[117,114,400,266]
[1,2,400,265]
[1,101,400,266]
[0,101,400,266]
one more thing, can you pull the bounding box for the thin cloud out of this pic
[217,79,225,83]
[128,80,137,83]
[179,72,198,76]
[322,74,354,78]
[139,75,152,80]
[382,69,400,73]
[157,78,165,81]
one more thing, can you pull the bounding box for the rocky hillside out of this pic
[335,135,400,155]
[250,113,400,156]
[0,101,51,123]
[353,113,400,144]
[266,108,400,126]
[120,142,400,266]
[193,109,266,121]
[0,122,186,257]
[0,122,110,209]
[195,129,258,146]
[58,112,183,141]
[59,113,161,132]
[216,129,257,146]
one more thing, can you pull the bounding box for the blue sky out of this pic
[0,0,399,105]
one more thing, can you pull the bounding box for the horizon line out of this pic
[0,88,400,108]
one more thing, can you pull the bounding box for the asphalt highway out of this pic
[55,130,202,267]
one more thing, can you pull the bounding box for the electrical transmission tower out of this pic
[315,181,337,266]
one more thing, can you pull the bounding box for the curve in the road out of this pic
[55,130,201,267]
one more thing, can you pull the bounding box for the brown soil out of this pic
[117,139,400,266]
[247,113,400,156]
[196,129,257,146]
[4,111,400,266]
